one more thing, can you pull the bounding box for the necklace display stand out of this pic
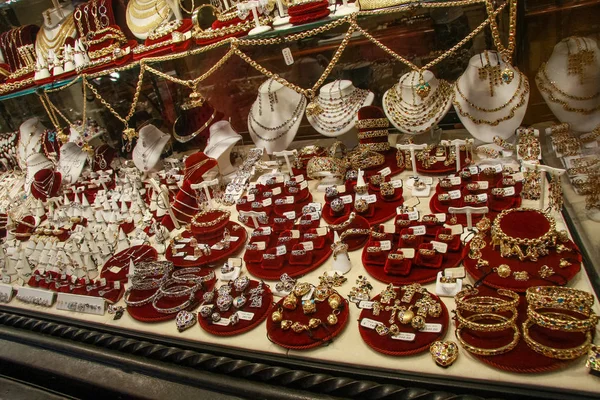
[132,125,171,173]
[440,138,474,173]
[453,53,528,142]
[126,0,177,40]
[447,206,488,242]
[307,80,374,138]
[248,78,307,154]
[273,0,292,30]
[383,70,453,135]
[57,142,88,184]
[536,37,600,132]
[245,1,272,36]
[18,118,44,170]
[35,1,76,73]
[25,154,54,194]
[204,121,242,176]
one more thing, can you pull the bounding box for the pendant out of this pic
[501,67,514,84]
[415,77,431,100]
[305,100,324,117]
[175,310,197,332]
[430,340,459,368]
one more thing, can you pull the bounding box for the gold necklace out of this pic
[538,63,600,101]
[455,69,525,113]
[536,74,600,115]
[127,0,168,19]
[126,0,171,36]
[36,15,76,57]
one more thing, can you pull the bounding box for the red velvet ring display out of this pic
[414,150,470,175]
[322,193,403,225]
[288,0,329,15]
[246,230,334,280]
[457,286,578,373]
[30,169,62,202]
[330,214,370,251]
[166,221,248,267]
[100,245,158,282]
[359,291,449,356]
[428,195,500,227]
[127,273,216,322]
[198,280,273,336]
[289,8,331,25]
[266,292,349,350]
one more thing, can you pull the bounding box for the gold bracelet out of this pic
[329,212,356,231]
[358,130,389,139]
[306,156,347,180]
[455,314,520,356]
[358,142,391,153]
[527,307,598,333]
[339,228,370,242]
[356,118,389,130]
[525,287,595,316]
[455,310,518,332]
[191,209,231,227]
[522,318,592,360]
[455,287,520,313]
[349,149,385,170]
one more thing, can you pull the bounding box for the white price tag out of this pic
[399,248,415,258]
[300,241,314,251]
[247,194,255,202]
[290,230,300,239]
[379,167,392,177]
[308,212,321,221]
[512,172,525,182]
[173,252,186,258]
[422,323,443,333]
[445,224,464,235]
[262,227,272,235]
[308,202,322,211]
[476,193,488,202]
[380,240,392,251]
[294,174,305,183]
[360,318,383,330]
[316,227,328,236]
[284,196,294,204]
[411,225,426,236]
[262,198,272,207]
[237,311,255,321]
[391,180,403,188]
[173,244,186,249]
[358,300,374,309]
[407,211,419,221]
[391,332,416,341]
[383,224,396,233]
[469,166,479,174]
[434,213,446,222]
[449,190,462,200]
[255,242,266,251]
[421,177,433,185]
[228,258,243,267]
[179,238,192,243]
[275,245,287,256]
[430,241,448,254]
[272,187,282,195]
[445,267,466,278]
[340,195,353,204]
[449,176,462,185]
[282,47,294,65]
[300,181,308,190]
[184,255,200,261]
[364,194,377,204]
[503,186,516,196]
[475,181,489,190]
[213,318,230,326]
[230,236,239,242]
[493,164,503,173]
[284,211,296,220]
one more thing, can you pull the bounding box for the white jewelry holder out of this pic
[273,0,292,29]
[249,79,307,153]
[396,143,428,178]
[244,1,272,36]
[148,178,180,229]
[435,271,463,297]
[307,80,374,138]
[522,162,566,210]
[133,125,171,173]
[16,287,56,307]
[239,210,267,229]
[454,53,528,142]
[56,293,106,315]
[205,121,242,176]
[63,44,75,72]
[190,178,219,209]
[0,283,13,303]
[537,37,600,132]
[34,59,51,81]
[35,1,76,68]
[52,51,64,76]
[58,142,88,184]
[334,0,359,16]
[219,258,243,281]
[440,138,474,173]
[19,117,45,171]
[331,233,352,274]
[448,206,488,242]
[272,149,298,173]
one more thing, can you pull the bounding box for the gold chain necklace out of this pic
[36,15,76,58]
[537,62,600,101]
[455,69,525,113]
[126,0,171,36]
[127,0,168,19]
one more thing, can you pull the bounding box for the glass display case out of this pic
[0,1,598,398]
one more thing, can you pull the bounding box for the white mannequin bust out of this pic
[453,53,529,143]
[25,153,54,194]
[35,2,76,70]
[126,0,180,40]
[383,70,453,135]
[307,80,374,138]
[205,121,242,176]
[133,125,171,173]
[248,78,307,154]
[18,118,45,170]
[58,142,88,184]
[536,37,600,132]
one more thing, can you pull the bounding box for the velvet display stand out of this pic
[195,15,255,46]
[322,189,404,225]
[165,221,248,267]
[457,286,583,373]
[127,269,217,322]
[30,169,62,202]
[266,292,349,349]
[198,280,273,336]
[288,1,331,26]
[362,220,464,284]
[100,245,159,282]
[358,291,449,356]
[132,19,194,61]
[463,211,582,292]
[412,149,470,175]
[245,229,334,280]
[329,213,370,251]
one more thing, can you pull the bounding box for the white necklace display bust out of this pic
[205,121,242,176]
[248,78,307,154]
[58,142,88,184]
[453,52,529,143]
[18,117,45,170]
[133,125,171,173]
[536,37,600,132]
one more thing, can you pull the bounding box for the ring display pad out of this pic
[383,70,453,135]
[165,221,248,267]
[457,286,580,373]
[127,269,217,322]
[464,209,581,292]
[306,80,374,137]
[453,53,529,142]
[535,37,600,132]
[266,290,349,350]
[358,287,449,356]
[100,245,158,282]
[429,166,523,219]
[198,280,273,336]
[409,146,472,175]
[248,78,307,154]
[362,216,464,285]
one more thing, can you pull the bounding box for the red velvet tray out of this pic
[361,149,406,178]
[266,292,349,349]
[198,280,273,336]
[127,273,216,322]
[329,213,370,251]
[359,292,449,356]
[165,221,248,267]
[100,245,158,282]
[322,194,403,225]
[457,286,580,373]
[245,230,334,280]
[415,149,470,175]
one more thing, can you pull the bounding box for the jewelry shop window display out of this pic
[306,79,374,138]
[535,37,600,132]
[248,78,307,154]
[383,70,454,135]
[132,125,172,173]
[453,52,529,142]
[0,25,39,82]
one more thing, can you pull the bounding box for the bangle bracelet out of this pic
[191,209,231,227]
[124,288,159,307]
[455,310,518,332]
[455,288,519,313]
[522,317,592,360]
[455,314,520,356]
[329,212,355,231]
[358,130,389,139]
[356,118,389,130]
[526,307,598,332]
[159,279,200,297]
[339,228,370,242]
[525,286,595,315]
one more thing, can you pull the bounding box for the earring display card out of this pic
[56,292,106,315]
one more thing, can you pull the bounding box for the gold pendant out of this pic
[305,100,323,117]
[501,67,514,84]
[415,76,431,100]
